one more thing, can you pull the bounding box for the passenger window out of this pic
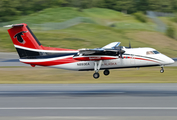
[146,51,150,55]
[146,51,154,55]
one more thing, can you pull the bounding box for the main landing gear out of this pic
[160,67,164,73]
[93,60,111,79]
[103,69,110,76]
[93,60,102,79]
[93,73,100,79]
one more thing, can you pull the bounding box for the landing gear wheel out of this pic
[160,67,164,73]
[103,69,110,76]
[160,69,164,73]
[93,73,100,79]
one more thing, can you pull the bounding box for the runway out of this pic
[1,53,177,119]
[0,84,177,118]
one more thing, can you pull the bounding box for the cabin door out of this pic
[130,54,135,65]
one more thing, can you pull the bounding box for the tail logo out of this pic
[14,31,28,44]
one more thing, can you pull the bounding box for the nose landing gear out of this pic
[160,67,164,73]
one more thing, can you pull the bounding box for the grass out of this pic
[159,17,177,37]
[0,7,154,29]
[0,8,176,84]
[0,7,138,25]
[114,22,155,31]
[0,66,176,84]
[3,7,85,24]
[0,7,177,58]
[1,23,177,57]
[127,31,177,57]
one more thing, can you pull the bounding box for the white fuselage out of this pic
[49,47,174,71]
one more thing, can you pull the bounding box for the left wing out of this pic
[73,42,125,61]
[73,49,124,61]
[79,48,118,55]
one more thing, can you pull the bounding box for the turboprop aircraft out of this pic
[5,23,174,79]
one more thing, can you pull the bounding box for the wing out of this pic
[79,48,125,55]
[74,42,125,61]
[79,49,120,55]
[74,49,119,61]
[79,48,104,55]
[102,42,121,49]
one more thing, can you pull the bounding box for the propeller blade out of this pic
[118,49,125,59]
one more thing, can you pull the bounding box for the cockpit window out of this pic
[153,51,160,54]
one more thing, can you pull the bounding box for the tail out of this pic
[6,23,42,58]
[5,23,78,59]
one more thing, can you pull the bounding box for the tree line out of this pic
[1,0,177,22]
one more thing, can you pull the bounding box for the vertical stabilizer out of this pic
[7,23,42,58]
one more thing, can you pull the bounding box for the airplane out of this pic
[4,23,175,79]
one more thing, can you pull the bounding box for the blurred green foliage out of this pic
[1,0,177,22]
[172,13,177,23]
[134,12,147,23]
[1,7,177,57]
[166,24,176,39]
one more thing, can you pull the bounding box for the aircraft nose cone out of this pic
[170,58,175,64]
[167,58,175,64]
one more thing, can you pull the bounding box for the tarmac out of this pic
[0,84,177,118]
[0,53,177,119]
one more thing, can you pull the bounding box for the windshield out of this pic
[153,51,160,54]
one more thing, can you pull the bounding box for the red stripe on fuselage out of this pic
[21,57,78,66]
[123,55,160,63]
[73,56,118,61]
[130,56,160,63]
[21,56,160,67]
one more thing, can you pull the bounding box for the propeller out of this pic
[118,47,125,59]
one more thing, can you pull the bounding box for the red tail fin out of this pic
[6,23,78,59]
[7,23,42,49]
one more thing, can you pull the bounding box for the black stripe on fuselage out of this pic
[16,48,77,59]
[16,48,40,58]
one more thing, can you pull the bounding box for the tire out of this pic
[160,69,164,73]
[103,69,110,76]
[93,73,100,79]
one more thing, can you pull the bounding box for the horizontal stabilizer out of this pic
[3,24,24,28]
